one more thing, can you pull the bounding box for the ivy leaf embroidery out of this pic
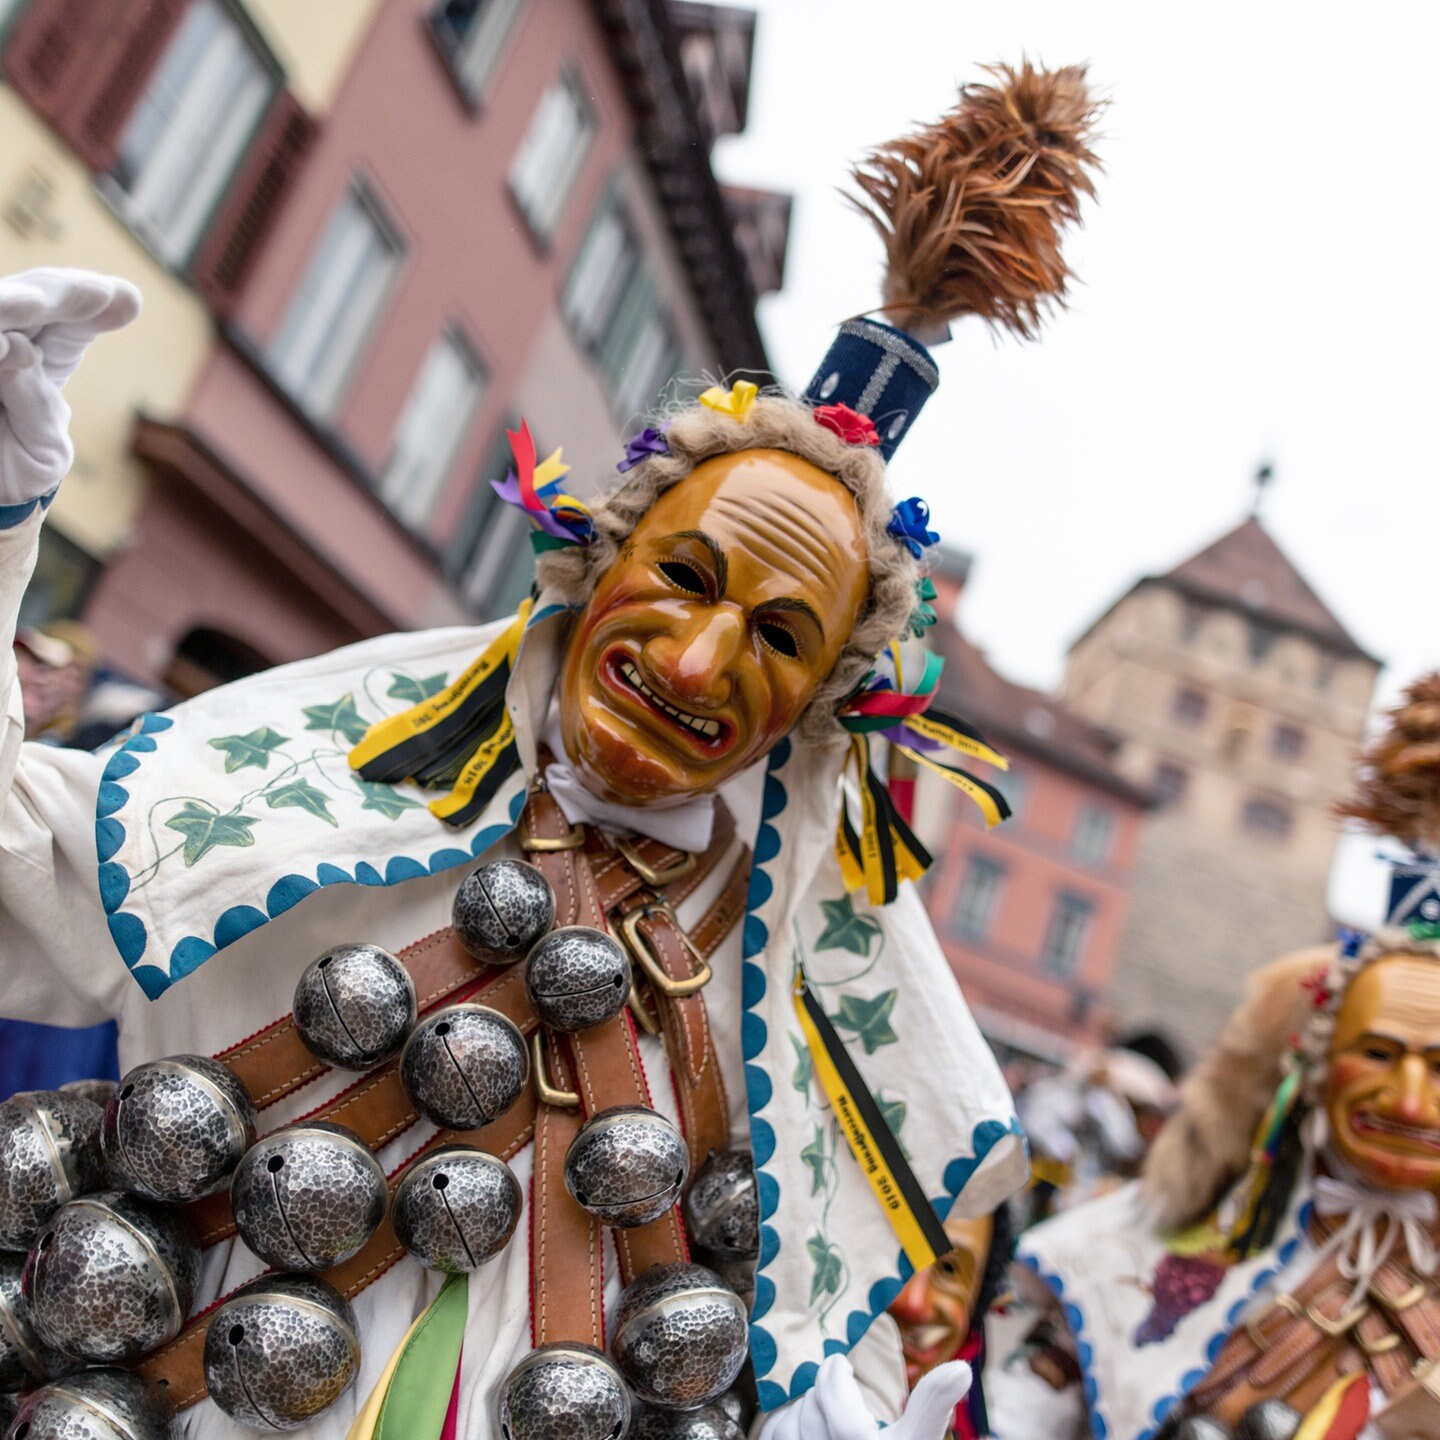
[387,671,448,705]
[831,990,899,1054]
[353,777,422,820]
[263,779,338,827]
[877,1093,909,1159]
[165,803,259,866]
[302,693,370,746]
[790,1033,813,1096]
[815,895,882,956]
[207,728,289,774]
[806,1232,844,1305]
[800,1124,827,1197]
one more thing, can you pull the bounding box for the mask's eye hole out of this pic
[658,560,707,596]
[758,621,800,658]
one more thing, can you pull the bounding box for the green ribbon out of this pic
[373,1274,468,1440]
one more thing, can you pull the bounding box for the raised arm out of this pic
[0,268,142,1024]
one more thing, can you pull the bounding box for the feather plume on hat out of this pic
[847,60,1104,343]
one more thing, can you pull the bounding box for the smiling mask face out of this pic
[1324,953,1440,1192]
[557,449,871,806]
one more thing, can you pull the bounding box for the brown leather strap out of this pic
[140,1088,541,1411]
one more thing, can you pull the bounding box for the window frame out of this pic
[1241,796,1293,842]
[507,64,597,245]
[377,323,488,532]
[1172,685,1209,726]
[100,0,280,269]
[1153,761,1189,809]
[1272,721,1306,761]
[1071,803,1115,867]
[426,0,526,106]
[950,853,1006,943]
[1039,892,1094,978]
[266,177,408,421]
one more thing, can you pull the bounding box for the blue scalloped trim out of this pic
[1023,1201,1313,1440]
[0,486,58,530]
[743,736,1021,1410]
[94,710,526,999]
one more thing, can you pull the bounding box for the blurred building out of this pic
[914,550,1154,1063]
[1063,513,1381,1056]
[1,0,786,692]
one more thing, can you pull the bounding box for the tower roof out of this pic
[1070,515,1379,665]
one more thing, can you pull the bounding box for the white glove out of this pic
[0,268,140,507]
[758,1354,972,1440]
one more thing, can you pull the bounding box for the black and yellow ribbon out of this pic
[793,969,952,1272]
[347,600,530,828]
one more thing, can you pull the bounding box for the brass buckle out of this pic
[616,836,696,888]
[628,987,662,1036]
[1376,1280,1428,1311]
[1247,1292,1302,1350]
[1307,1299,1369,1338]
[531,1031,579,1108]
[1359,1330,1402,1356]
[521,821,585,853]
[619,903,711,997]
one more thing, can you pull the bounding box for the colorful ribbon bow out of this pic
[490,419,594,552]
[617,426,670,472]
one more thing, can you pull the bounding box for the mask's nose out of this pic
[645,606,746,708]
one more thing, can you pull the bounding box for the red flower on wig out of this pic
[813,403,880,448]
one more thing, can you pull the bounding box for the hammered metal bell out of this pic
[400,1004,529,1131]
[612,1262,748,1410]
[1237,1401,1301,1440]
[22,1191,199,1364]
[564,1108,687,1228]
[203,1274,360,1431]
[293,943,417,1070]
[497,1343,630,1440]
[230,1122,387,1272]
[0,1091,106,1252]
[391,1145,522,1272]
[0,1253,71,1391]
[706,1256,755,1316]
[524,927,630,1033]
[1173,1421,1233,1440]
[4,1366,174,1439]
[629,1403,745,1440]
[58,1079,119,1109]
[683,1151,757,1261]
[103,1056,257,1203]
[453,861,556,962]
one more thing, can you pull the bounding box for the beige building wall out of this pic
[0,88,212,559]
[1064,582,1378,1056]
[245,0,385,115]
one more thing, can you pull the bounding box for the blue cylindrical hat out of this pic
[803,318,940,462]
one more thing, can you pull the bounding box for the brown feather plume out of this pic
[848,61,1104,340]
[1336,672,1440,853]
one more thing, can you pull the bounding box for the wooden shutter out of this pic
[3,0,188,171]
[190,89,317,320]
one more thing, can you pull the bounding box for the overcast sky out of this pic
[713,0,1438,924]
[715,0,1438,714]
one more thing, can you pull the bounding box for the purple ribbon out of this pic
[490,472,593,544]
[617,427,670,473]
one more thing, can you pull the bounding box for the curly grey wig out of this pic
[536,393,921,742]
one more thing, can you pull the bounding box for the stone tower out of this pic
[1062,515,1380,1058]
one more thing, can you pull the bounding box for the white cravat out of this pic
[1312,1171,1440,1306]
[541,714,716,853]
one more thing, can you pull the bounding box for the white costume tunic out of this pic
[1,494,1024,1435]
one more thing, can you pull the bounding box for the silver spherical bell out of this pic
[5,1367,174,1439]
[683,1151,757,1261]
[524,927,630,1033]
[0,1090,107,1251]
[1237,1402,1301,1440]
[400,1004,528,1131]
[391,1145,522,1272]
[629,1403,745,1440]
[706,1256,755,1316]
[0,1253,72,1391]
[1173,1421,1234,1440]
[59,1078,119,1109]
[204,1274,360,1431]
[22,1191,199,1364]
[564,1108,687,1228]
[103,1056,257,1203]
[293,943,417,1070]
[453,861,556,962]
[231,1122,387,1272]
[612,1263,748,1410]
[497,1343,630,1440]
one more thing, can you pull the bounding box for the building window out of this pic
[508,70,595,241]
[1040,893,1093,977]
[1272,722,1306,761]
[268,183,405,419]
[1071,804,1114,867]
[950,855,1005,942]
[1173,686,1208,725]
[1242,797,1293,842]
[106,0,274,265]
[378,328,486,529]
[429,0,524,100]
[0,0,24,40]
[445,421,540,618]
[1153,761,1188,808]
[564,191,679,416]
